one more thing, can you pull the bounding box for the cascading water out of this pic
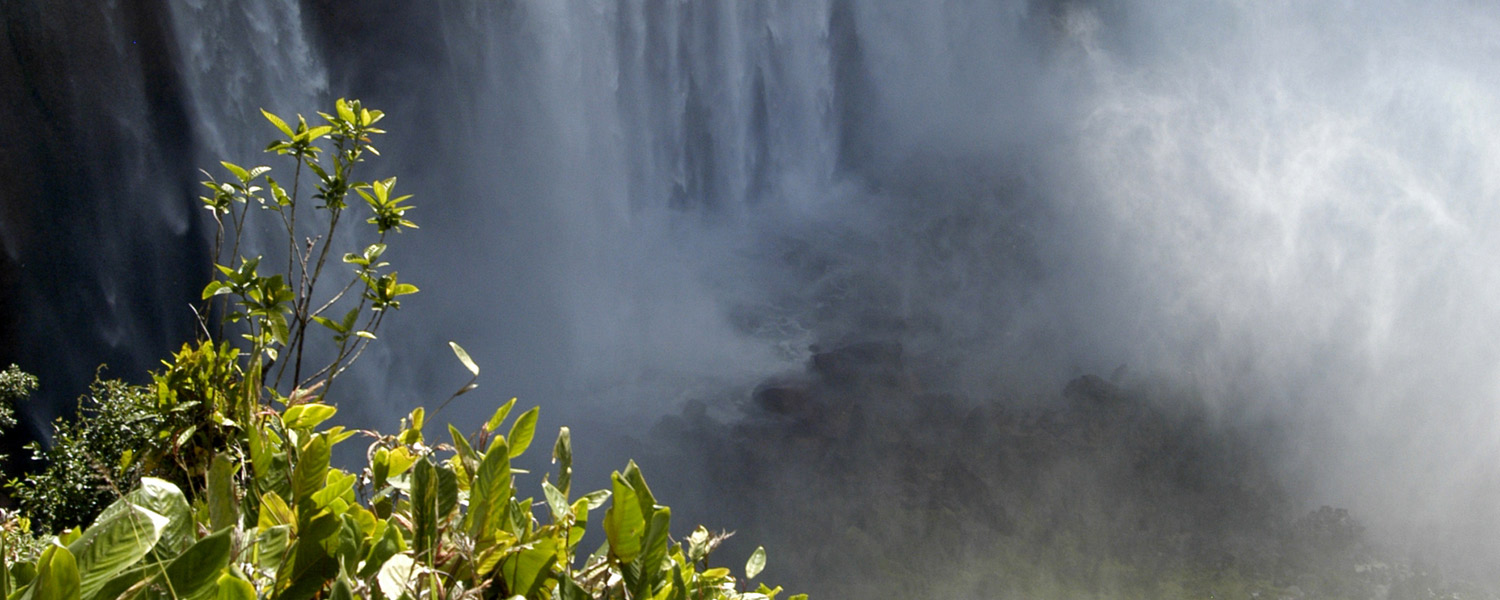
[8,0,1500,596]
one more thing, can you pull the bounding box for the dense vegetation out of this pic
[0,101,798,600]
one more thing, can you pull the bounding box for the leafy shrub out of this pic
[7,378,155,533]
[0,101,801,600]
[0,365,33,434]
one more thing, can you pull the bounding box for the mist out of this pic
[6,0,1500,596]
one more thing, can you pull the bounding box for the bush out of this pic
[0,101,800,600]
[6,378,155,533]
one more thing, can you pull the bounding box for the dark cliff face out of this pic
[0,2,205,430]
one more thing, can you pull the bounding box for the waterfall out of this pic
[0,1,327,427]
[9,0,1500,593]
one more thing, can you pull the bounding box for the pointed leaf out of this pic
[162,527,233,600]
[262,109,294,137]
[466,437,511,541]
[68,504,165,599]
[507,407,539,459]
[376,554,415,600]
[542,480,568,522]
[449,342,479,376]
[499,538,558,599]
[31,545,79,600]
[293,434,332,511]
[553,426,572,495]
[746,546,766,580]
[207,453,240,532]
[94,478,192,554]
[604,472,645,563]
[483,398,516,433]
[221,161,250,182]
[216,573,256,600]
[283,403,338,430]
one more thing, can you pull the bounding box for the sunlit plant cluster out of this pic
[0,101,799,600]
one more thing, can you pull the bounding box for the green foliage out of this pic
[0,364,35,433]
[7,379,157,532]
[3,401,791,600]
[0,101,800,599]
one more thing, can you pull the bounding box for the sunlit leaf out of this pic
[604,472,645,563]
[507,407,539,459]
[68,504,166,599]
[746,546,767,580]
[484,397,517,433]
[262,109,293,137]
[449,341,479,376]
[283,403,338,430]
[162,527,233,600]
[376,553,415,600]
[31,544,79,600]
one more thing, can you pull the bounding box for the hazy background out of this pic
[6,0,1500,595]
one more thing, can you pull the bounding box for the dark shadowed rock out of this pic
[810,340,903,387]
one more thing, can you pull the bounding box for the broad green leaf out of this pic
[278,510,339,600]
[637,508,672,594]
[253,525,291,578]
[262,109,294,137]
[411,458,437,554]
[604,472,645,563]
[207,453,240,531]
[399,408,424,445]
[31,544,79,600]
[436,463,459,524]
[336,98,356,124]
[376,554,415,600]
[568,497,591,547]
[293,434,332,512]
[448,424,479,479]
[542,480,568,522]
[283,403,337,430]
[217,573,256,600]
[483,397,517,433]
[69,503,166,599]
[162,527,233,600]
[385,446,415,479]
[311,316,342,333]
[95,477,192,554]
[258,491,294,530]
[467,437,511,541]
[449,341,479,376]
[499,538,557,599]
[311,471,358,509]
[622,461,658,521]
[1,531,9,600]
[221,161,250,182]
[507,406,539,459]
[89,568,150,600]
[202,280,230,300]
[474,531,517,577]
[746,546,767,580]
[336,515,362,575]
[358,520,404,579]
[553,426,572,495]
